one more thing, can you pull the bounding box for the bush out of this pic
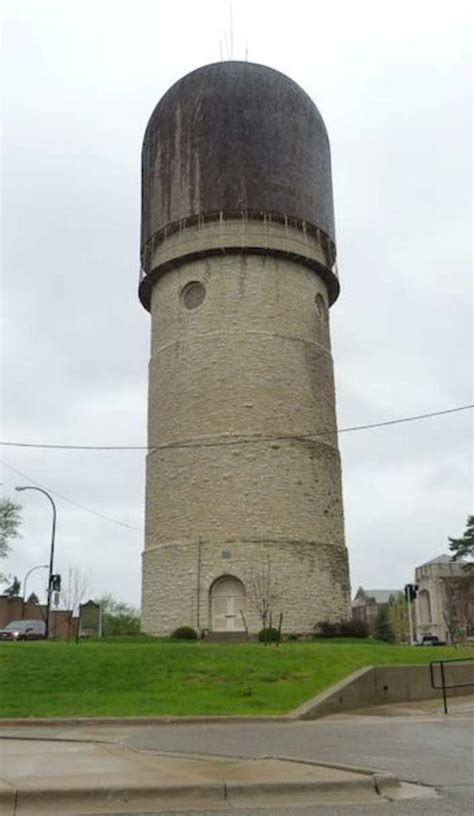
[315,619,369,639]
[171,626,198,640]
[339,619,369,638]
[258,627,280,643]
[316,620,339,638]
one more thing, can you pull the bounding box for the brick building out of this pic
[0,596,77,640]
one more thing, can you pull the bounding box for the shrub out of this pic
[316,620,339,638]
[339,619,369,638]
[258,626,280,643]
[315,619,369,639]
[171,626,198,640]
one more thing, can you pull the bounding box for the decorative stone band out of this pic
[138,212,339,311]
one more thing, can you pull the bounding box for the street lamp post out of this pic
[15,486,57,639]
[22,564,49,607]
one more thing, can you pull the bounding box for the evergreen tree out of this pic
[4,576,21,597]
[374,605,396,643]
[449,515,474,562]
[27,592,39,604]
[449,516,474,587]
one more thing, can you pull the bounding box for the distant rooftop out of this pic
[418,554,453,567]
[353,587,400,604]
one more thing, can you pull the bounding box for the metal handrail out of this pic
[429,657,474,714]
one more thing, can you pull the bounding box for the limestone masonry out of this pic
[139,62,351,636]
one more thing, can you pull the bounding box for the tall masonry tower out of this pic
[139,62,351,636]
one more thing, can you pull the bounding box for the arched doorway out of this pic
[210,576,246,632]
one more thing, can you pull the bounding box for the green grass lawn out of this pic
[0,637,471,718]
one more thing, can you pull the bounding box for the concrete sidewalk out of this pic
[2,697,465,815]
[0,732,426,815]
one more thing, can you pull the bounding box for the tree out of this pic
[374,605,396,643]
[60,565,89,614]
[94,594,140,636]
[388,592,408,643]
[0,498,22,559]
[3,576,21,597]
[245,555,284,632]
[26,592,39,605]
[449,515,474,564]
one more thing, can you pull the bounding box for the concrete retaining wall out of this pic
[291,661,474,719]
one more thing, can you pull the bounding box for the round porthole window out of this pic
[181,281,206,310]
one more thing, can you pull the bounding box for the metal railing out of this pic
[429,657,474,714]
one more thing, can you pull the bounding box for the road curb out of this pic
[0,771,385,815]
[0,780,226,815]
[0,714,290,727]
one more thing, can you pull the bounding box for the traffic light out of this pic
[404,583,418,601]
[50,574,61,592]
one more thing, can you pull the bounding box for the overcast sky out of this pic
[1,0,472,609]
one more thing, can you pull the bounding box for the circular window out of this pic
[181,281,206,310]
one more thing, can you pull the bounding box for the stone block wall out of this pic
[141,220,350,635]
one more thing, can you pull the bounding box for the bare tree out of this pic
[0,497,21,559]
[245,555,284,633]
[60,565,89,615]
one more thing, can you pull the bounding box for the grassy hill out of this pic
[0,637,470,718]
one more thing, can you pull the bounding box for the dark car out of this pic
[415,634,447,646]
[0,619,46,641]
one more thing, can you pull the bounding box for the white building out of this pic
[414,554,473,642]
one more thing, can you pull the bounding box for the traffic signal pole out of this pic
[404,583,419,646]
[406,591,414,646]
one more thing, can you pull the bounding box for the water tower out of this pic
[139,62,350,636]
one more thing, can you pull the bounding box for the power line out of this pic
[0,404,472,451]
[1,402,471,534]
[0,459,143,533]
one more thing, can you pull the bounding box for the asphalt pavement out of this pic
[0,697,473,815]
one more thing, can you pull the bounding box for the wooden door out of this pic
[211,577,246,632]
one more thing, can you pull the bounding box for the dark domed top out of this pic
[141,61,335,253]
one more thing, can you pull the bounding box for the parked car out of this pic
[0,620,46,641]
[415,634,446,646]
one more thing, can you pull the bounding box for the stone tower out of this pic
[139,62,350,636]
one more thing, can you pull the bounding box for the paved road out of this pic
[116,713,473,816]
[2,709,473,815]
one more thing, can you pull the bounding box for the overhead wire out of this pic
[0,403,471,533]
[0,459,144,533]
[0,404,472,451]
